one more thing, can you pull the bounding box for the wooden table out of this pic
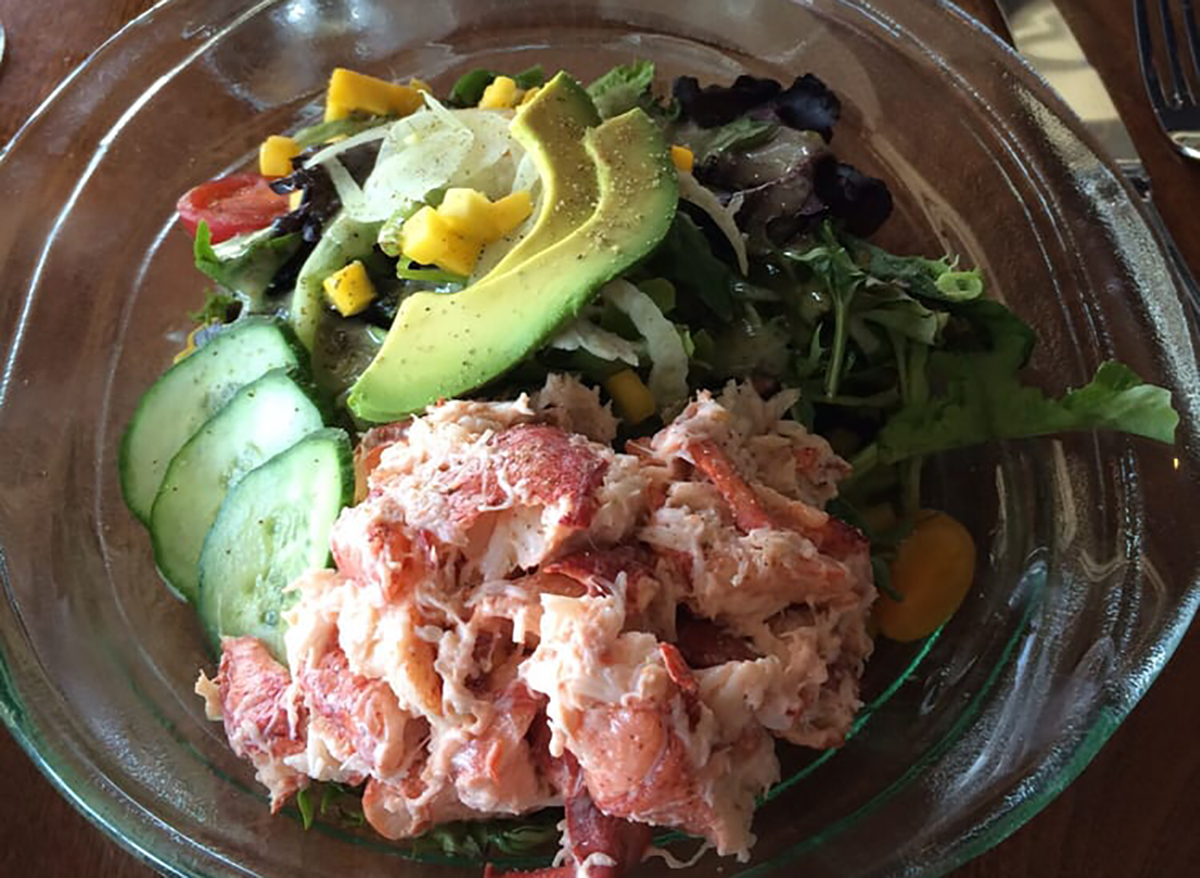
[1,1,1197,875]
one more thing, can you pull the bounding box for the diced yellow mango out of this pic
[437,188,497,239]
[325,67,425,122]
[604,369,657,424]
[401,206,484,276]
[259,135,301,178]
[288,190,304,211]
[488,191,533,238]
[518,86,540,106]
[437,188,533,243]
[323,260,378,317]
[479,75,520,109]
[409,77,432,93]
[670,145,694,174]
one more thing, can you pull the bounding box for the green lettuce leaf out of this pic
[293,113,395,148]
[872,301,1178,463]
[448,65,545,107]
[850,237,984,303]
[693,117,778,163]
[587,60,655,118]
[193,222,301,311]
[645,214,736,321]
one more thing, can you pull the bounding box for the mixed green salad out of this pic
[121,60,1177,861]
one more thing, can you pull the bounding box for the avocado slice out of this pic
[347,101,679,422]
[488,72,601,275]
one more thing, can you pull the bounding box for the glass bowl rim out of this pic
[1,1,1198,876]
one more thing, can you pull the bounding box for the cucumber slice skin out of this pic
[197,428,354,662]
[119,318,307,525]
[149,368,325,603]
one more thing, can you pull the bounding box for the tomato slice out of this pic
[176,173,291,243]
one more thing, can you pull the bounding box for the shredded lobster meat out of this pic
[200,375,875,876]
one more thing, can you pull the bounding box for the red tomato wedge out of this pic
[176,174,291,243]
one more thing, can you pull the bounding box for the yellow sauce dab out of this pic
[875,510,976,642]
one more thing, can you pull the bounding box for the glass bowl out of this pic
[1,1,1198,875]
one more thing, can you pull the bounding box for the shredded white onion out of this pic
[601,279,689,409]
[303,123,393,169]
[679,170,749,276]
[549,318,640,366]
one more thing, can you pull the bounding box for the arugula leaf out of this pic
[868,302,1178,464]
[193,222,301,310]
[587,60,655,118]
[646,214,737,322]
[293,113,395,148]
[786,224,865,397]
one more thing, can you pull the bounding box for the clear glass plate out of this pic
[1,1,1198,875]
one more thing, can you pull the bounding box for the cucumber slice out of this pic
[149,368,325,602]
[197,428,353,661]
[120,318,307,524]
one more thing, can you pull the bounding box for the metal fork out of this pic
[1136,0,1200,158]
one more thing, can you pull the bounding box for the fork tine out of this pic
[1157,0,1193,103]
[1182,0,1200,85]
[1136,0,1171,110]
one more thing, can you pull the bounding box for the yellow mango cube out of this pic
[604,369,657,424]
[488,191,533,238]
[479,75,520,109]
[325,67,425,122]
[323,260,378,317]
[259,135,301,178]
[437,188,497,239]
[518,86,541,106]
[670,145,694,174]
[438,189,533,242]
[401,206,484,276]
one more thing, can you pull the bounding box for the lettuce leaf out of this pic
[448,65,546,107]
[871,301,1178,463]
[587,60,655,118]
[193,222,301,310]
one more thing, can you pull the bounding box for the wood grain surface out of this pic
[1,1,1198,876]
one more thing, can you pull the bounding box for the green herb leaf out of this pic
[449,68,497,107]
[869,302,1178,464]
[296,786,315,830]
[293,113,395,148]
[587,60,655,118]
[193,221,301,310]
[409,814,561,859]
[693,117,778,163]
[851,238,984,303]
[187,289,239,325]
[645,214,737,321]
[396,260,467,285]
[513,64,546,89]
[448,65,545,107]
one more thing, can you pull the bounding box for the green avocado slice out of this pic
[488,72,601,275]
[347,106,679,422]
